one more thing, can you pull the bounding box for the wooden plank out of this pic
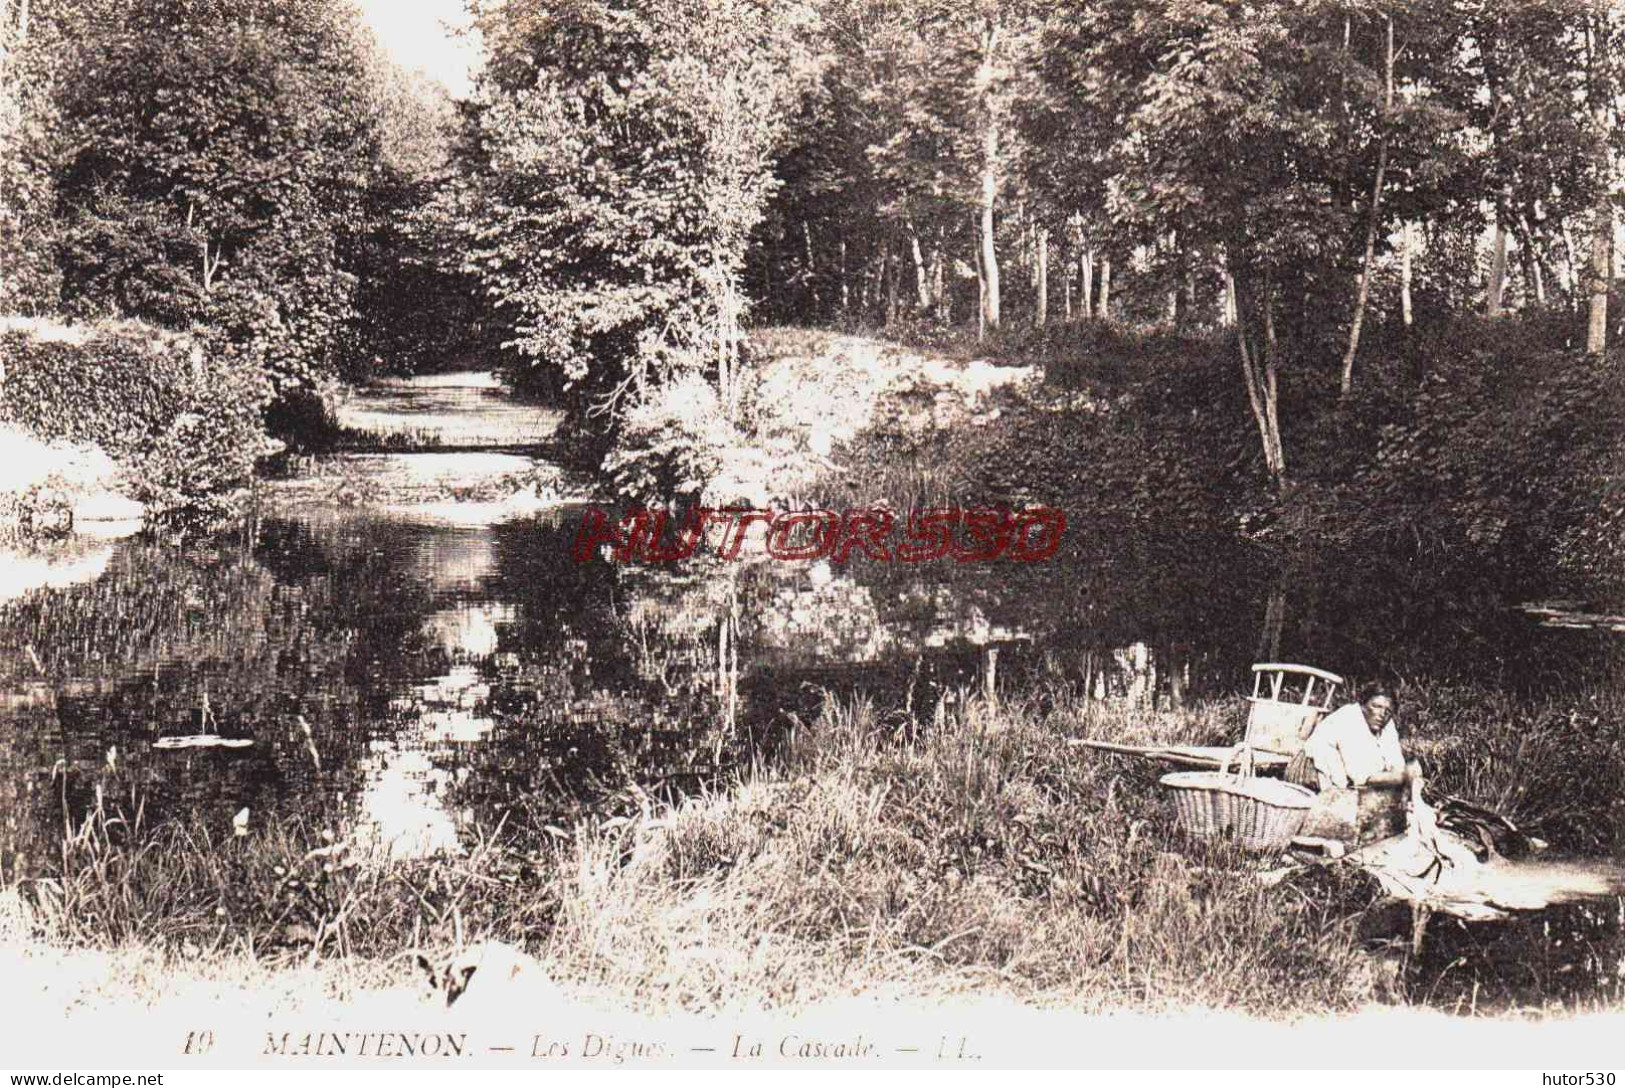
[1069,739,1288,769]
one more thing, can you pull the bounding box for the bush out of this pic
[1325,317,1625,568]
[601,372,741,506]
[0,320,275,518]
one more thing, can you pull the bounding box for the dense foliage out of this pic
[0,323,274,517]
[438,0,813,427]
[3,0,1622,561]
[2,0,472,432]
[941,309,1625,587]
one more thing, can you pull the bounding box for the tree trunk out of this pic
[1064,255,1073,320]
[979,141,1000,332]
[1513,219,1540,309]
[803,221,820,315]
[1036,228,1049,326]
[1256,584,1286,663]
[839,238,849,320]
[931,237,946,322]
[978,21,1001,334]
[1400,220,1414,326]
[1081,249,1093,318]
[1180,258,1195,328]
[1098,258,1112,320]
[975,217,987,342]
[909,223,929,311]
[1233,264,1287,491]
[1340,13,1392,398]
[1585,15,1612,354]
[1562,222,1581,302]
[1487,222,1508,317]
[858,245,872,317]
[1589,205,1611,354]
[1588,100,1611,354]
[885,242,900,326]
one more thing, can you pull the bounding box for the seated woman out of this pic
[1297,683,1410,791]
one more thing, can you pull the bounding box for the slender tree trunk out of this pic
[1233,264,1287,490]
[978,21,1001,334]
[859,245,872,317]
[839,238,850,320]
[1589,206,1611,354]
[1487,222,1509,317]
[1180,256,1195,328]
[1081,249,1093,318]
[979,138,1000,332]
[1586,16,1612,354]
[1513,221,1537,309]
[1563,221,1581,302]
[1262,273,1283,478]
[1257,584,1286,663]
[909,223,929,311]
[1588,109,1612,354]
[975,217,987,342]
[1064,254,1073,320]
[1340,13,1393,398]
[803,221,820,315]
[1098,258,1112,320]
[1036,228,1049,326]
[1401,220,1414,326]
[885,242,899,326]
[931,237,946,322]
[1519,213,1547,305]
[1025,211,1036,295]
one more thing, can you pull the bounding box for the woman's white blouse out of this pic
[1304,702,1404,789]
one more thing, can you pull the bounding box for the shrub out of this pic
[601,372,741,507]
[0,320,274,518]
[1338,319,1624,567]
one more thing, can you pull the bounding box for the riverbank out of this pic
[8,679,1625,1025]
[0,423,145,542]
[750,317,1623,593]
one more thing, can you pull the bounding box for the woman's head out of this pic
[1356,682,1399,732]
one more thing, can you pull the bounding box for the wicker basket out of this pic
[1159,745,1315,853]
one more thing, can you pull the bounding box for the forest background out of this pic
[0,0,1622,586]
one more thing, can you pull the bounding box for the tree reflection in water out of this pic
[0,503,1616,875]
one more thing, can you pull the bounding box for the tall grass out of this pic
[9,677,1625,1018]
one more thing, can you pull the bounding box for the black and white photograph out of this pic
[1,0,1624,1075]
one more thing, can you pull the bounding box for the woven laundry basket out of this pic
[1159,745,1315,854]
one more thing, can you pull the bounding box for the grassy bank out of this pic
[9,678,1625,1020]
[739,316,1624,592]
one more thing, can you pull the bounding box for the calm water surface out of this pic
[2,481,1614,865]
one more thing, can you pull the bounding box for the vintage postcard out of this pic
[2,0,1623,1074]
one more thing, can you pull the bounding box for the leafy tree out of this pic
[42,0,381,395]
[1034,1,1471,489]
[338,56,492,379]
[0,0,68,314]
[448,0,813,428]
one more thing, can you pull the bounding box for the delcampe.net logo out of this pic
[571,506,1067,564]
